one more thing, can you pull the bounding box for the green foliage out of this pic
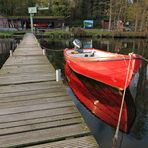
[0,0,36,16]
[0,0,147,31]
[43,29,71,37]
[0,31,14,37]
[49,0,73,16]
[127,4,141,22]
[71,27,86,37]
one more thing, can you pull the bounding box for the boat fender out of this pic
[84,54,88,57]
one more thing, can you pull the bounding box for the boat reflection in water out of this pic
[65,61,142,133]
[130,60,148,139]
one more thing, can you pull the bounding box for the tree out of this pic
[0,0,36,16]
[139,0,148,31]
[49,0,75,16]
[0,0,147,31]
[127,2,140,31]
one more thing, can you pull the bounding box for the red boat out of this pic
[65,62,136,132]
[64,48,141,90]
[64,46,142,132]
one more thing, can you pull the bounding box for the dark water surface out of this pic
[0,39,17,68]
[42,38,148,148]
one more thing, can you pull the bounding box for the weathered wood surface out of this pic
[28,136,98,148]
[0,33,98,147]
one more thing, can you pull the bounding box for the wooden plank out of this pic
[0,118,83,136]
[13,50,43,56]
[0,74,56,85]
[0,124,90,147]
[4,56,49,66]
[0,100,74,115]
[0,71,55,77]
[0,91,68,103]
[14,47,41,51]
[28,136,98,148]
[0,112,81,129]
[0,71,55,78]
[0,81,64,94]
[0,96,71,108]
[17,46,39,48]
[0,87,66,98]
[0,64,55,74]
[0,106,78,123]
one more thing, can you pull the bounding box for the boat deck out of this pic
[0,33,98,147]
[66,48,119,60]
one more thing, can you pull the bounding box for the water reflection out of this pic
[0,39,17,68]
[42,38,148,148]
[131,60,148,140]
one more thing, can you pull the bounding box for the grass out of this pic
[43,29,71,35]
[84,29,111,37]
[0,30,27,38]
[0,28,147,38]
[0,31,14,37]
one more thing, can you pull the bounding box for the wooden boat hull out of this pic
[65,63,136,133]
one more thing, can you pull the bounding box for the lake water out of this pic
[42,38,148,148]
[0,39,17,68]
[0,37,148,148]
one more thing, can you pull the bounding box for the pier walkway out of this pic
[0,33,98,147]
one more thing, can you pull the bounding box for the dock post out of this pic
[56,69,62,81]
[42,49,46,55]
[9,50,13,56]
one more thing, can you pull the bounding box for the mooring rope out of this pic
[141,56,148,63]
[41,45,63,52]
[112,53,133,148]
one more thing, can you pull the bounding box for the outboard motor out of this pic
[73,39,83,53]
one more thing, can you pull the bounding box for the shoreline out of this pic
[0,29,148,39]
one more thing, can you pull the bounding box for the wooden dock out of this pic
[0,33,98,147]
